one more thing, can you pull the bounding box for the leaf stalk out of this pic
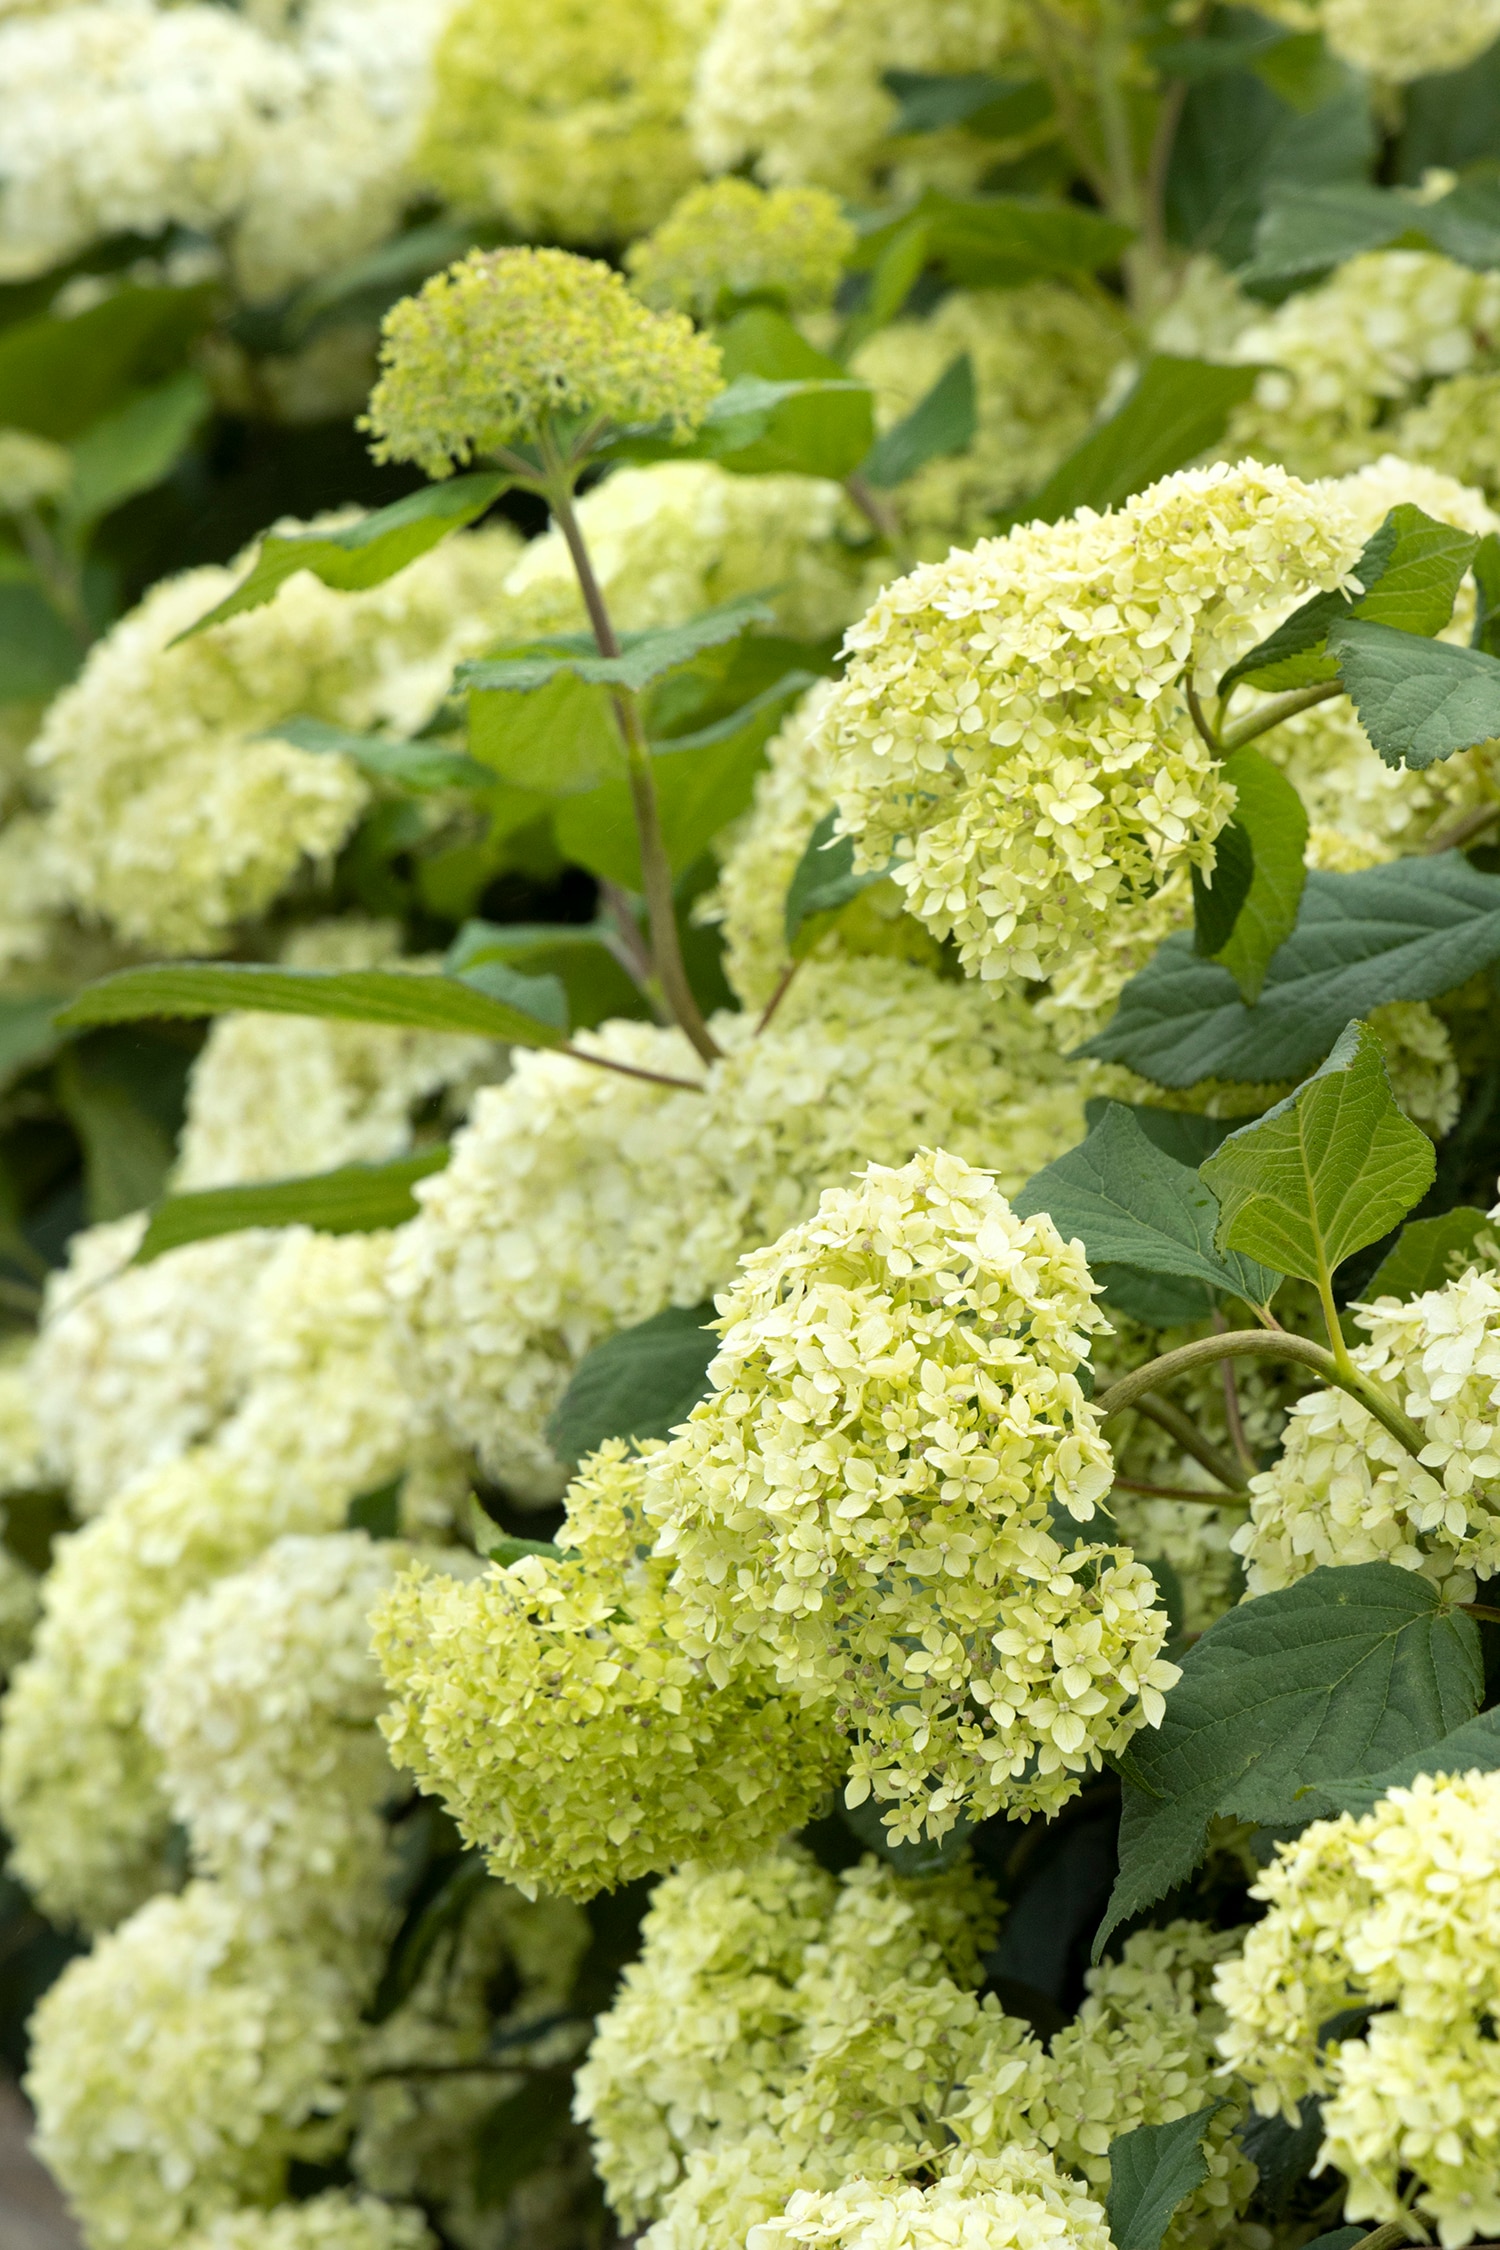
[1095,1330,1428,1463]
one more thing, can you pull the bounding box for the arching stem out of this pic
[1094,1330,1427,1463]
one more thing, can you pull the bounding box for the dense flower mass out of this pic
[364,247,723,476]
[816,462,1360,985]
[1256,0,1500,77]
[646,1149,1176,1837]
[1215,1770,1500,2246]
[376,1443,840,1898]
[627,179,854,319]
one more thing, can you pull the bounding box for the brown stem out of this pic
[1096,1330,1427,1463]
[599,879,669,1021]
[1130,1394,1250,1495]
[1220,679,1344,753]
[1423,802,1500,856]
[545,473,721,1065]
[558,1044,705,1094]
[1463,1603,1500,1624]
[756,956,802,1034]
[1112,1476,1246,1505]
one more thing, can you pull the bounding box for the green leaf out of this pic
[1201,1021,1435,1287]
[1082,1101,1235,1169]
[134,1149,449,1264]
[0,581,79,703]
[882,69,1052,138]
[1016,357,1260,526]
[54,1045,176,1223]
[61,370,209,532]
[1210,749,1310,1005]
[1471,532,1500,657]
[368,1852,489,2024]
[1099,1560,1483,1954]
[458,593,775,701]
[466,668,623,795]
[470,1506,565,1567]
[855,193,1135,291]
[1328,616,1500,771]
[0,283,214,442]
[1080,856,1500,1088]
[1241,181,1424,288]
[1364,1206,1492,1302]
[1191,818,1254,959]
[263,715,494,794]
[1221,505,1477,696]
[446,920,646,1030]
[1312,1706,1500,1816]
[862,353,977,490]
[347,1477,403,1538]
[783,810,898,957]
[554,673,810,889]
[709,310,876,479]
[546,1303,718,1464]
[613,373,875,476]
[1013,1104,1280,1312]
[0,991,71,1086]
[1167,67,1373,270]
[1237,2099,1324,2218]
[57,961,569,1047]
[472,2065,577,2209]
[174,472,508,638]
[1107,2106,1225,2250]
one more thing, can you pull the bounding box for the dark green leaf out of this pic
[347,1478,403,1538]
[854,194,1135,291]
[57,961,569,1047]
[458,593,774,701]
[0,992,70,1086]
[285,218,488,339]
[1221,506,1476,696]
[368,1852,489,2023]
[1099,1561,1482,1954]
[554,673,809,889]
[1192,819,1254,958]
[1241,181,1425,289]
[62,370,209,531]
[1201,1021,1435,1286]
[783,809,898,956]
[1211,749,1310,1005]
[1082,1101,1235,1168]
[472,1522,565,1567]
[546,1303,718,1464]
[0,581,81,703]
[862,353,977,489]
[1107,2106,1225,2250]
[0,284,214,441]
[1017,358,1260,526]
[1472,533,1500,657]
[264,715,494,793]
[1312,1705,1500,1815]
[1398,36,1500,180]
[1299,2229,1364,2250]
[473,2066,577,2210]
[1238,2098,1323,2217]
[1080,856,1500,1088]
[1167,65,1373,270]
[1364,1206,1492,1301]
[882,69,1052,138]
[446,920,646,1029]
[1329,616,1500,771]
[1014,1104,1280,1309]
[174,472,508,638]
[1152,20,1294,81]
[134,1149,448,1264]
[54,1046,175,1222]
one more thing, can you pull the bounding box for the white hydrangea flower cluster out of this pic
[1236,1261,1500,1599]
[1227,254,1500,480]
[747,2149,1113,2250]
[26,1878,358,2250]
[1254,0,1500,79]
[816,462,1360,987]
[1395,373,1500,501]
[376,1442,842,1899]
[1215,1769,1500,2247]
[0,0,452,296]
[29,518,522,954]
[143,1533,419,1932]
[851,287,1131,550]
[388,956,1089,1497]
[175,921,502,1190]
[179,2194,436,2250]
[417,0,712,244]
[31,1216,279,1517]
[502,461,873,646]
[689,0,1025,194]
[646,1149,1177,1840]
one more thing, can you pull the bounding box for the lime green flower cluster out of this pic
[179,2193,435,2250]
[646,1148,1176,1841]
[627,178,854,321]
[374,1442,841,1899]
[746,2149,1114,2250]
[364,247,723,479]
[1215,1769,1500,2247]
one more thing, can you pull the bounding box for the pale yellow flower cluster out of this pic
[817,462,1359,986]
[377,1442,840,1899]
[1236,1261,1500,1599]
[646,1149,1175,1839]
[628,178,854,320]
[747,2150,1114,2250]
[179,2197,436,2250]
[1254,0,1500,78]
[1215,1770,1500,2246]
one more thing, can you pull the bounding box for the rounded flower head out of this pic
[746,2147,1113,2250]
[1255,0,1500,79]
[627,179,854,321]
[646,1148,1177,1840]
[817,461,1361,987]
[1214,1768,1500,2246]
[374,1441,842,1900]
[364,246,723,478]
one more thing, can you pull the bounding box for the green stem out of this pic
[1220,679,1344,753]
[1112,1476,1247,1506]
[542,466,721,1066]
[1094,1330,1428,1464]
